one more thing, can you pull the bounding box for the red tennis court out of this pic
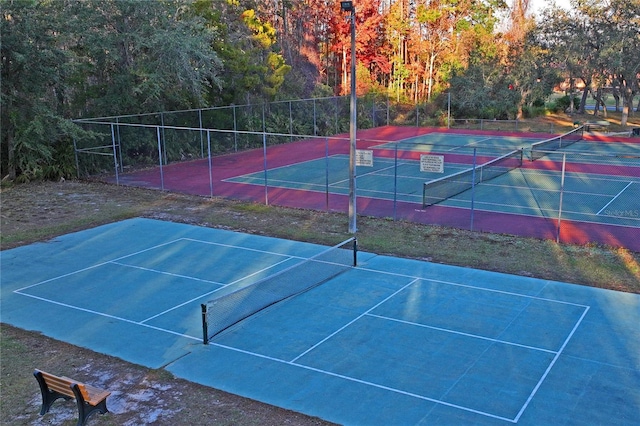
[93,126,640,251]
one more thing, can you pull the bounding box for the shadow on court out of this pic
[1,218,638,425]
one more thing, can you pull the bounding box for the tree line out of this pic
[2,0,638,182]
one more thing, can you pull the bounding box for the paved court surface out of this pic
[1,218,639,425]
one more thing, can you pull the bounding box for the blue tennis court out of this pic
[372,132,539,157]
[1,218,639,425]
[226,152,640,228]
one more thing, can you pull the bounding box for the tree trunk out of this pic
[6,129,16,180]
[617,76,636,126]
[578,79,591,114]
[621,104,630,127]
[342,47,347,96]
[568,76,575,114]
[621,88,632,127]
[612,87,620,112]
[427,51,436,102]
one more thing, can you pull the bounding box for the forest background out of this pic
[1,0,639,182]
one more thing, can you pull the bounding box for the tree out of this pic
[591,0,640,125]
[68,0,223,115]
[537,0,639,124]
[197,0,290,104]
[450,49,520,119]
[1,0,76,180]
[1,0,224,182]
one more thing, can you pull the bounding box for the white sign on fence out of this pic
[420,154,444,173]
[356,149,374,167]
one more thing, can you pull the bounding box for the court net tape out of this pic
[422,148,523,208]
[531,126,584,160]
[201,237,357,344]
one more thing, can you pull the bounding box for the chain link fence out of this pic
[73,97,639,249]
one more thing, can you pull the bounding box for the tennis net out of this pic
[531,126,584,160]
[422,148,523,207]
[201,237,357,344]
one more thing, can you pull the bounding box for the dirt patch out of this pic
[0,324,334,426]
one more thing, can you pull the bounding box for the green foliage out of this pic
[202,1,290,105]
[9,0,638,183]
[1,0,224,182]
[11,112,93,182]
[548,95,581,113]
[521,105,547,119]
[449,51,520,120]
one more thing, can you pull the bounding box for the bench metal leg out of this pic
[34,371,72,415]
[72,384,109,426]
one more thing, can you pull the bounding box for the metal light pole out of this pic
[341,1,357,234]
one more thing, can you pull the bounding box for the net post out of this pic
[353,238,358,266]
[201,237,358,339]
[422,182,427,208]
[201,304,209,345]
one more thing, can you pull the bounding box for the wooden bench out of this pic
[34,369,111,426]
[585,120,610,132]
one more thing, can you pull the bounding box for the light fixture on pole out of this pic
[340,1,357,234]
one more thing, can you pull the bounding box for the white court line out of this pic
[223,155,337,181]
[289,278,421,363]
[13,238,186,293]
[12,291,201,342]
[208,270,588,422]
[295,360,517,423]
[513,305,590,423]
[597,181,634,215]
[463,137,492,147]
[226,175,329,189]
[140,256,294,323]
[211,333,516,424]
[179,238,308,260]
[367,313,557,354]
[356,266,589,309]
[110,261,225,285]
[14,236,300,328]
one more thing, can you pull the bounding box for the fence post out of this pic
[115,117,123,172]
[372,101,376,128]
[156,126,164,191]
[393,142,398,220]
[207,130,213,198]
[289,100,293,142]
[447,92,451,129]
[386,98,390,126]
[160,113,167,165]
[556,153,567,243]
[110,124,120,185]
[199,109,205,158]
[233,105,238,152]
[73,137,80,179]
[470,148,477,231]
[262,107,268,205]
[325,137,329,210]
[335,96,339,134]
[313,98,317,136]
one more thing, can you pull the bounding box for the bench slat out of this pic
[77,383,112,406]
[37,370,110,405]
[39,373,76,398]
